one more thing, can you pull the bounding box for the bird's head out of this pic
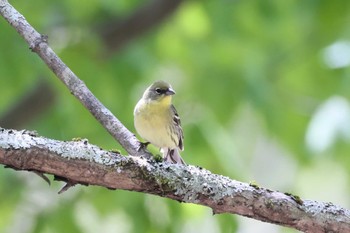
[143,80,176,106]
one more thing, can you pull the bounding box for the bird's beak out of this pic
[165,88,176,95]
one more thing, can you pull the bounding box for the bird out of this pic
[134,80,185,165]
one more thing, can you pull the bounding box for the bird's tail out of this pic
[162,148,186,165]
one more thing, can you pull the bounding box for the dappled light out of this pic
[1,0,350,232]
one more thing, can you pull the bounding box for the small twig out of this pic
[33,171,51,185]
[54,175,79,194]
[58,182,77,194]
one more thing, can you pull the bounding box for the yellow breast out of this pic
[134,97,177,149]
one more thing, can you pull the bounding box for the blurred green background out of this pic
[1,0,350,232]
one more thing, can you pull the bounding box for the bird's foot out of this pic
[137,141,150,151]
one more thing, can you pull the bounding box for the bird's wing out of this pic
[171,104,184,150]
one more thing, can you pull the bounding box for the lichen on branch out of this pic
[0,128,349,233]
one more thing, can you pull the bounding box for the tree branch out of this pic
[0,128,349,233]
[99,0,183,53]
[1,1,350,232]
[0,79,56,129]
[0,0,151,158]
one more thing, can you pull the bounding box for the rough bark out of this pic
[0,128,349,233]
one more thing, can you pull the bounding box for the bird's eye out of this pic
[155,88,162,94]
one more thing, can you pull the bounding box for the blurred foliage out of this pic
[1,0,350,232]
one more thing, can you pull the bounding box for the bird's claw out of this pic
[138,141,150,151]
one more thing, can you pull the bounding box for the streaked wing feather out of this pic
[171,105,184,150]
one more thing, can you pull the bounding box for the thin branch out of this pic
[0,79,56,129]
[99,0,183,53]
[0,0,151,158]
[0,128,349,233]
